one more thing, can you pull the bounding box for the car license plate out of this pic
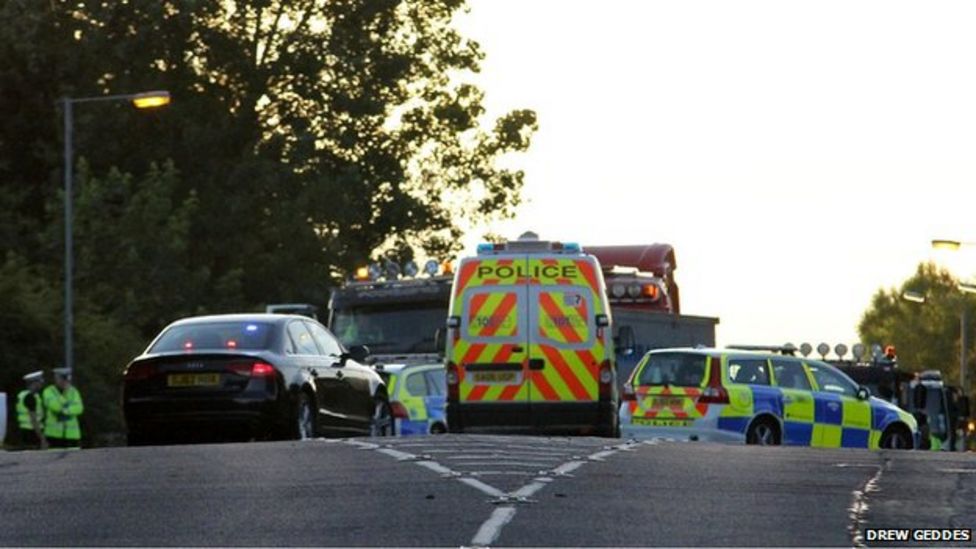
[471,371,519,385]
[652,397,685,409]
[632,418,693,427]
[167,373,220,387]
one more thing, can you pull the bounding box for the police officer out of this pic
[16,371,48,450]
[42,368,84,449]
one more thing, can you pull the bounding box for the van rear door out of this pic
[456,256,531,412]
[528,257,604,406]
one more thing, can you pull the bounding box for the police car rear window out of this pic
[637,353,706,387]
[151,322,274,353]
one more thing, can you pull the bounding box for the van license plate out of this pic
[472,372,519,385]
[168,373,220,387]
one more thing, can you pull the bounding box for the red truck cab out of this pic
[584,244,680,314]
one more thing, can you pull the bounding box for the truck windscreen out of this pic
[332,305,446,354]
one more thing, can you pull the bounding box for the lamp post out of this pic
[62,90,171,378]
[928,238,976,394]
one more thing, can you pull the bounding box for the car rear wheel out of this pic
[746,418,781,446]
[370,398,394,437]
[880,425,913,449]
[430,422,447,435]
[295,392,316,440]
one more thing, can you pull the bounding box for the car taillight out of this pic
[390,401,409,419]
[251,362,275,377]
[598,360,613,401]
[228,362,276,377]
[446,362,460,401]
[124,362,155,381]
[698,356,729,404]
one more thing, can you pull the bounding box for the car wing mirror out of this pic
[341,344,370,365]
[856,386,870,401]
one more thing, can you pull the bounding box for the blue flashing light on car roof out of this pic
[245,324,259,332]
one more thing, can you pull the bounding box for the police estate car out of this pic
[619,348,918,449]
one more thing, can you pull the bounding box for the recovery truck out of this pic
[824,349,971,451]
[585,244,719,386]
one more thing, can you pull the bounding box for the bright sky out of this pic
[453,0,976,351]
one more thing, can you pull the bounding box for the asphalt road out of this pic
[0,436,974,547]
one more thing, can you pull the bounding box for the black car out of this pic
[122,314,393,445]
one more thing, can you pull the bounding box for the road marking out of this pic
[551,460,586,476]
[459,477,506,498]
[377,448,417,461]
[848,459,889,548]
[416,461,456,475]
[339,436,647,546]
[470,505,518,546]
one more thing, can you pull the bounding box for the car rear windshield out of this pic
[150,322,275,353]
[637,352,707,387]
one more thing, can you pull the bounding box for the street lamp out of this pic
[930,238,976,394]
[62,90,170,378]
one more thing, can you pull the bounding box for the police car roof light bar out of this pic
[727,344,797,356]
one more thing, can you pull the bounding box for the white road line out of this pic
[377,448,417,461]
[586,449,618,461]
[455,461,560,468]
[848,460,888,548]
[511,481,548,499]
[343,441,380,450]
[459,477,506,498]
[470,506,518,547]
[447,455,556,462]
[416,461,456,475]
[551,461,586,476]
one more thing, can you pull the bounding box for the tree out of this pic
[858,262,976,393]
[0,0,537,304]
[0,1,536,443]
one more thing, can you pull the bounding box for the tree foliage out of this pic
[0,0,536,443]
[858,262,976,393]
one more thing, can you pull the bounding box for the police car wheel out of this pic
[746,418,781,446]
[370,398,394,437]
[880,426,912,449]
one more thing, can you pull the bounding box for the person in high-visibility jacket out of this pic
[42,368,84,449]
[16,370,48,450]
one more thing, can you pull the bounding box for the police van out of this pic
[445,234,619,437]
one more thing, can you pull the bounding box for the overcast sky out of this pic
[451,0,976,351]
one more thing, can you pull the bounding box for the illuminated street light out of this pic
[62,90,170,379]
[901,291,926,303]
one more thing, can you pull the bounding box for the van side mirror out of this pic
[959,395,971,418]
[856,386,870,401]
[434,328,445,359]
[615,325,636,356]
[913,384,927,410]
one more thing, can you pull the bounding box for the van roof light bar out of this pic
[476,240,583,255]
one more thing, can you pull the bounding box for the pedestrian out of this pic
[16,370,48,450]
[42,367,84,449]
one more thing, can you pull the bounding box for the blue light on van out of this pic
[563,242,581,253]
[477,243,494,254]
